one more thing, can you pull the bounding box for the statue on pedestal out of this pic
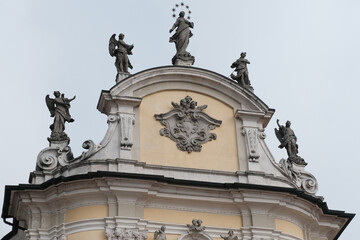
[109,33,134,77]
[275,119,307,165]
[169,11,195,65]
[38,91,75,171]
[46,91,75,142]
[230,52,252,90]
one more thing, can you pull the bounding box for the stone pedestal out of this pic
[116,72,130,83]
[172,53,195,66]
[174,58,195,66]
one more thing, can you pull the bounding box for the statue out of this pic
[169,11,195,65]
[45,91,75,142]
[154,226,166,240]
[220,231,238,240]
[187,219,205,232]
[274,119,307,165]
[230,52,252,89]
[109,33,134,75]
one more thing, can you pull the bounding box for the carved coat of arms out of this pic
[154,96,222,153]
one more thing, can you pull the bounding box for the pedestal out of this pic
[172,53,195,66]
[116,72,130,83]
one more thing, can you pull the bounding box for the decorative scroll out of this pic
[279,159,318,195]
[37,141,74,171]
[154,96,222,153]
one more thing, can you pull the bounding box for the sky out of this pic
[0,0,359,239]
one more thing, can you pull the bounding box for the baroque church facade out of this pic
[1,10,354,240]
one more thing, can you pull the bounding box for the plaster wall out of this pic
[65,205,108,223]
[275,219,304,239]
[139,90,240,172]
[67,230,106,240]
[144,208,242,229]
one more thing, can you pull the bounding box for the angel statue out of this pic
[46,91,75,142]
[221,231,238,240]
[274,119,307,165]
[109,33,134,74]
[169,11,195,65]
[154,225,166,240]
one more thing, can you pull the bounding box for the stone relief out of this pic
[119,113,135,150]
[105,228,147,240]
[242,127,260,162]
[154,225,167,240]
[187,219,206,232]
[154,96,222,153]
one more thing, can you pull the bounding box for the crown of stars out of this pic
[172,2,192,19]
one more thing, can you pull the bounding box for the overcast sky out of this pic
[0,0,358,239]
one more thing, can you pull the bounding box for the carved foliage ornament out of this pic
[105,228,147,240]
[155,96,222,153]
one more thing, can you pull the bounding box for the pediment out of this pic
[98,66,274,128]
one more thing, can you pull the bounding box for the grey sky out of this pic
[0,0,358,239]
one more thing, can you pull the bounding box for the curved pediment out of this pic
[98,66,274,128]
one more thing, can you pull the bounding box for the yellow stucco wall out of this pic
[144,208,242,228]
[67,230,106,240]
[65,205,108,223]
[140,91,239,172]
[275,219,304,239]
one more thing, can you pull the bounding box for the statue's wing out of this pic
[274,128,283,142]
[45,95,55,117]
[127,44,134,55]
[109,34,117,57]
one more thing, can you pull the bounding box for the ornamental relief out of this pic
[105,228,147,240]
[154,96,222,153]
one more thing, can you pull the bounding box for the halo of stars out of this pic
[172,3,192,20]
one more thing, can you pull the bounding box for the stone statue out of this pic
[169,11,195,65]
[221,231,238,240]
[187,219,205,232]
[230,52,252,89]
[274,119,307,165]
[154,225,166,240]
[45,91,75,142]
[109,33,134,74]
